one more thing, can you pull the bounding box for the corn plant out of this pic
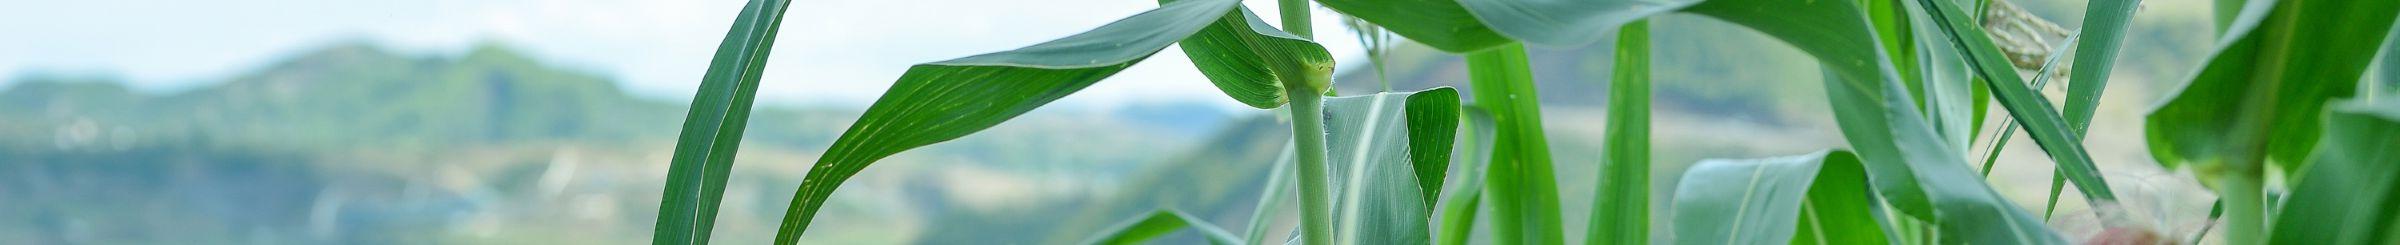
[651,0,2400,244]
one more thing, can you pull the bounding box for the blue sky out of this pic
[0,0,1372,111]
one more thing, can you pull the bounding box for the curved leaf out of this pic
[774,0,1331,241]
[1080,209,1245,245]
[651,0,792,244]
[1464,44,1565,244]
[1171,1,1338,108]
[1670,151,1888,245]
[1324,87,1459,245]
[2144,0,2400,176]
[2268,99,2400,245]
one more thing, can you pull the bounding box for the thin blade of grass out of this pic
[651,0,792,244]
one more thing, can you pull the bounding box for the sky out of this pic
[0,0,1373,111]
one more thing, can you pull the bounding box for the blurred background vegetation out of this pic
[1,0,2222,243]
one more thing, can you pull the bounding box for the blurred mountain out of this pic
[0,40,1231,244]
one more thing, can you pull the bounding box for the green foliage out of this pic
[2269,99,2400,245]
[1437,107,1495,245]
[1080,209,1244,245]
[653,0,792,244]
[2145,0,2400,176]
[1669,151,1886,245]
[1914,0,2121,211]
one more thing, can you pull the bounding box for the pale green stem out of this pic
[2218,169,2266,245]
[1275,1,1331,244]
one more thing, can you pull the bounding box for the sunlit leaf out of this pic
[772,0,1331,242]
[651,0,792,244]
[1436,106,1495,245]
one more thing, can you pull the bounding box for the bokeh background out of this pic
[2,0,2230,243]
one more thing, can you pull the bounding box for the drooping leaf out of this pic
[1670,151,1889,245]
[1323,87,1459,245]
[2144,0,2400,176]
[1464,44,1566,245]
[1436,106,1496,245]
[1080,209,1245,245]
[1169,0,1339,108]
[1916,0,2124,214]
[651,0,792,244]
[1589,19,1652,245]
[774,0,1331,241]
[2268,99,2400,245]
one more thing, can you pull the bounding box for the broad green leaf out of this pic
[1080,209,1245,245]
[2268,99,2400,245]
[1313,0,1513,53]
[651,0,790,244]
[1323,87,1460,245]
[1916,0,2123,213]
[774,0,1332,241]
[1589,19,1652,245]
[1669,151,1888,245]
[2144,0,2400,177]
[1437,106,1495,245]
[1464,44,1566,245]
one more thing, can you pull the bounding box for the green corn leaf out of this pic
[1465,44,1566,245]
[1670,150,1889,245]
[1079,209,1245,245]
[1915,0,2124,214]
[1437,106,1496,245]
[1313,0,1513,53]
[774,0,1332,241]
[1589,19,1652,245]
[1323,87,1460,245]
[651,0,791,244]
[2268,99,2400,245]
[1688,0,2060,242]
[2144,0,2400,177]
